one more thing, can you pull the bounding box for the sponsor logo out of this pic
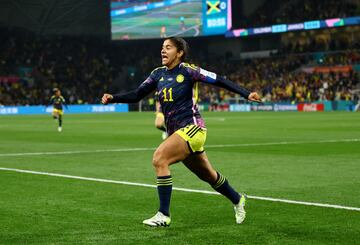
[288,23,304,31]
[0,107,18,114]
[230,104,251,112]
[303,104,317,111]
[274,104,298,111]
[272,24,287,33]
[92,105,115,112]
[304,20,321,30]
[298,103,324,112]
[251,105,273,111]
[253,26,272,34]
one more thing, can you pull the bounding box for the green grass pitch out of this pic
[0,111,360,244]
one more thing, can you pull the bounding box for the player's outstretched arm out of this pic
[185,64,262,103]
[213,76,262,103]
[101,76,157,104]
[101,88,149,104]
[45,97,54,107]
[62,97,69,110]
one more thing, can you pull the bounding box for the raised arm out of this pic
[102,76,157,104]
[46,96,54,107]
[61,96,68,109]
[184,64,261,102]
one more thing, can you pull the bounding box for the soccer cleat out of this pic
[234,194,247,224]
[58,126,62,132]
[142,211,171,227]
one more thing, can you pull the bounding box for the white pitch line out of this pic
[0,167,359,212]
[207,138,360,148]
[0,147,157,157]
[0,138,359,157]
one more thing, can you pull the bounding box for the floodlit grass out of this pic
[1,112,360,244]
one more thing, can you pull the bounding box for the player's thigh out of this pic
[153,133,190,166]
[182,152,217,183]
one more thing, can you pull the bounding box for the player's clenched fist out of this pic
[247,92,262,103]
[102,93,113,104]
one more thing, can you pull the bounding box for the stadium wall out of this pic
[0,104,128,115]
[200,101,357,112]
[0,101,356,115]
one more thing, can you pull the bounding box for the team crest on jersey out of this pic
[176,74,184,83]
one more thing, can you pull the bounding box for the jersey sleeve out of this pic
[183,63,251,99]
[61,96,68,108]
[47,96,54,106]
[111,71,158,103]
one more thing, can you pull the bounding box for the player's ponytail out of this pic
[166,37,189,62]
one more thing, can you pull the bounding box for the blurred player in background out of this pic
[47,88,67,132]
[102,37,261,227]
[160,26,167,38]
[180,16,186,31]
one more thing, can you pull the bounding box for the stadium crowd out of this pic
[238,0,359,28]
[0,28,359,107]
[0,29,123,105]
[199,52,359,105]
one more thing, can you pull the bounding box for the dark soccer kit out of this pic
[49,95,66,110]
[112,62,250,224]
[112,62,251,136]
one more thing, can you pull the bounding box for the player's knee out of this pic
[152,149,166,169]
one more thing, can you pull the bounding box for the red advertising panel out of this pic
[313,66,352,73]
[297,103,324,112]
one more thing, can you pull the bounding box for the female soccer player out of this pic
[102,37,261,227]
[47,88,67,132]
